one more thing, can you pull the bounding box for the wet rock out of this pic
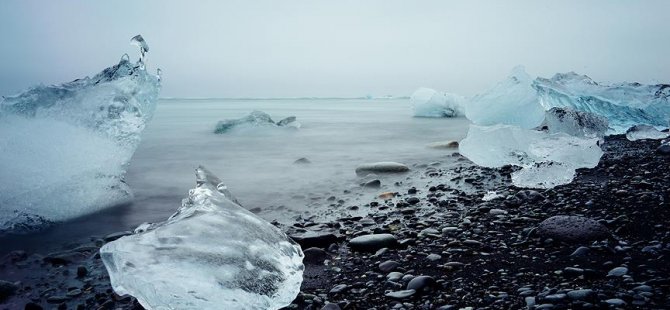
[379,260,400,272]
[406,276,436,293]
[303,247,330,265]
[536,215,610,243]
[567,289,595,300]
[294,157,311,165]
[607,266,628,277]
[385,289,416,299]
[290,231,339,249]
[320,303,341,310]
[0,280,18,301]
[363,179,381,188]
[329,284,348,294]
[349,234,398,252]
[355,162,409,176]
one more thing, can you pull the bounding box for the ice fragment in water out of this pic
[214,111,299,133]
[625,125,669,141]
[465,66,545,129]
[533,72,670,133]
[100,166,304,310]
[410,87,465,117]
[459,124,602,188]
[0,35,160,233]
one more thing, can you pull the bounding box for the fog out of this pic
[1,0,669,98]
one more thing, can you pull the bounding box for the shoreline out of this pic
[1,135,668,309]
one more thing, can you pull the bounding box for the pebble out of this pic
[349,234,398,252]
[379,260,400,272]
[607,266,628,277]
[536,215,610,243]
[385,289,416,299]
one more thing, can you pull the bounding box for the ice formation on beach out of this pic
[0,35,160,233]
[542,107,609,138]
[214,110,300,133]
[410,87,465,118]
[533,72,670,133]
[459,124,602,188]
[100,166,304,310]
[465,66,546,129]
[625,125,669,141]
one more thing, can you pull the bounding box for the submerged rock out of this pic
[100,166,304,310]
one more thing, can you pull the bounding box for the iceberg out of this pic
[0,35,160,233]
[533,72,670,133]
[100,166,304,310]
[410,87,465,118]
[625,125,669,141]
[459,124,603,188]
[214,111,300,134]
[542,107,609,138]
[465,66,546,129]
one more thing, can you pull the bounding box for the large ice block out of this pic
[100,166,304,310]
[533,72,670,133]
[465,66,546,129]
[542,107,609,138]
[459,124,602,188]
[0,35,160,233]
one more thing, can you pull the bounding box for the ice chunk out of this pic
[542,107,609,137]
[459,124,602,188]
[130,35,149,66]
[465,66,545,129]
[214,111,299,133]
[100,166,304,310]
[533,72,670,133]
[625,125,669,141]
[410,87,465,118]
[0,36,160,233]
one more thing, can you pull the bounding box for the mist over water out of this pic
[1,98,470,253]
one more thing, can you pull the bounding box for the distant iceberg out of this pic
[410,87,465,118]
[0,35,160,233]
[465,66,546,129]
[214,111,300,134]
[533,72,670,133]
[100,166,304,310]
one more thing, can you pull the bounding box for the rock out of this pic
[378,260,400,272]
[567,289,595,300]
[303,247,330,265]
[321,304,341,310]
[385,289,416,299]
[570,246,591,257]
[329,284,348,294]
[406,276,436,293]
[355,162,409,176]
[349,234,398,252]
[604,298,626,306]
[426,140,459,149]
[76,266,88,278]
[489,208,508,215]
[294,157,311,165]
[378,192,396,200]
[515,190,545,203]
[363,179,381,188]
[657,143,670,154]
[607,266,628,277]
[536,215,610,243]
[405,197,420,205]
[0,280,18,301]
[426,254,441,261]
[543,294,567,303]
[24,303,43,310]
[387,272,403,282]
[290,231,339,249]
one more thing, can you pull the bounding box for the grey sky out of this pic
[1,0,669,98]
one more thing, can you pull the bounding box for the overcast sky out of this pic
[1,0,669,98]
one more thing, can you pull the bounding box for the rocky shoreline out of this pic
[1,135,669,310]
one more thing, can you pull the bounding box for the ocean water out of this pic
[1,98,470,253]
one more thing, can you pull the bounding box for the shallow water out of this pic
[1,98,470,254]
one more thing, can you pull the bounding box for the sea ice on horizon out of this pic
[410,87,465,118]
[100,166,304,310]
[0,35,161,233]
[459,124,603,188]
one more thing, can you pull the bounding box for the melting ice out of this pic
[0,35,160,233]
[100,166,304,310]
[410,87,465,118]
